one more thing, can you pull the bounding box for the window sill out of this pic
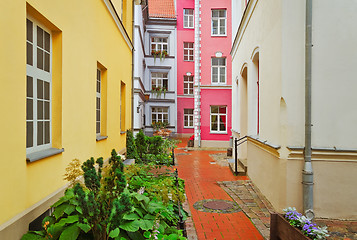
[184,126,194,129]
[120,131,126,134]
[211,83,227,85]
[211,34,227,37]
[96,135,108,141]
[209,132,228,135]
[26,148,64,163]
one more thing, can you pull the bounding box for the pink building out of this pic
[177,0,232,147]
[176,0,195,136]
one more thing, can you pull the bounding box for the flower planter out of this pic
[270,213,310,240]
[153,129,172,138]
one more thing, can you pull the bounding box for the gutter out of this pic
[303,0,314,220]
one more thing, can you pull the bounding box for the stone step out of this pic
[227,158,246,176]
[238,158,248,173]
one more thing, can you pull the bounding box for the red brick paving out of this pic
[175,140,263,240]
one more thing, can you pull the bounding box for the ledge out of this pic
[288,146,357,152]
[120,131,126,134]
[248,135,281,149]
[148,65,172,69]
[26,148,64,163]
[96,135,108,141]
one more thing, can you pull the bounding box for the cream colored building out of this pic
[231,0,357,219]
[0,0,133,238]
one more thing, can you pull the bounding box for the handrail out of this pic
[234,136,248,175]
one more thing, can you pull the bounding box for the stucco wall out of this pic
[0,0,133,236]
[231,0,282,144]
[200,89,232,141]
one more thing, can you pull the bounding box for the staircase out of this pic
[228,158,247,176]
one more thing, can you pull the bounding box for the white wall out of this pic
[311,0,357,149]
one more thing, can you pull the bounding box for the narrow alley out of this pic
[175,139,267,240]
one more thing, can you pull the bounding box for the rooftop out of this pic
[148,0,176,19]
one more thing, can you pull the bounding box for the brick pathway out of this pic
[175,145,264,240]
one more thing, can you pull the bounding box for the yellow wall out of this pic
[0,0,133,235]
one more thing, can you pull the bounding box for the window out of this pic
[211,58,226,84]
[26,18,52,153]
[211,9,226,36]
[183,9,194,28]
[184,109,194,128]
[96,69,101,135]
[121,81,126,132]
[96,64,107,139]
[151,37,168,52]
[151,72,168,89]
[152,107,169,124]
[184,75,194,95]
[184,42,194,61]
[210,106,227,133]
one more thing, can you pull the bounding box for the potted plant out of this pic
[270,207,329,240]
[151,50,168,62]
[187,135,194,147]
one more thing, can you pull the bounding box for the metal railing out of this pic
[234,136,248,175]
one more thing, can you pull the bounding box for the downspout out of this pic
[131,0,135,131]
[303,0,314,220]
[194,0,201,147]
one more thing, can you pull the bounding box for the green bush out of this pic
[135,130,148,160]
[126,129,139,160]
[21,150,187,240]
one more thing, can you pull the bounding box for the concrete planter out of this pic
[270,213,310,240]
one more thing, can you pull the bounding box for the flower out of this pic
[283,207,329,240]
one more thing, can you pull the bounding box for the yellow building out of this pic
[0,0,133,238]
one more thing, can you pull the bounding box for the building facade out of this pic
[231,0,357,219]
[0,0,133,238]
[133,0,177,135]
[176,0,232,147]
[176,0,195,137]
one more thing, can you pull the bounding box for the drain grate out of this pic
[203,201,233,210]
[193,199,241,213]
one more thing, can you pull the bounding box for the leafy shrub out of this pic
[126,129,139,160]
[135,130,148,160]
[22,150,187,240]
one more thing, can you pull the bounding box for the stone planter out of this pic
[153,129,172,138]
[270,213,310,240]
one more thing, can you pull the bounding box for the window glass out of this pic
[211,9,227,36]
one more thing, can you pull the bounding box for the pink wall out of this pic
[199,0,232,141]
[177,98,195,134]
[200,89,232,141]
[177,0,195,134]
[200,0,232,86]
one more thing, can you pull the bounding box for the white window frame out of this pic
[151,72,168,89]
[183,75,194,95]
[211,9,227,36]
[151,107,169,124]
[183,42,194,61]
[184,109,194,128]
[151,37,168,52]
[210,106,227,133]
[96,69,101,136]
[183,9,194,28]
[26,16,52,154]
[211,58,226,84]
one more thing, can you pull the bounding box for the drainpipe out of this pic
[303,0,314,220]
[131,0,135,131]
[194,0,201,147]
